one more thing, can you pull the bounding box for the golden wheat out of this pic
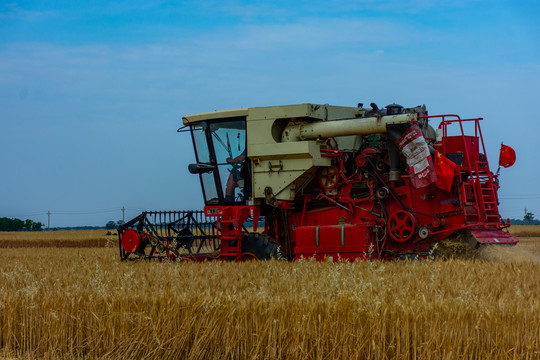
[0,230,116,248]
[1,242,539,359]
[508,224,540,238]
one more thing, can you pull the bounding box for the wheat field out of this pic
[0,227,539,359]
[0,230,116,248]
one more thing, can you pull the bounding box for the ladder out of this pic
[216,206,253,257]
[463,161,500,225]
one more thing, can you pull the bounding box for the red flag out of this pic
[499,143,516,168]
[434,151,456,192]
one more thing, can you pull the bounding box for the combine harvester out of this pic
[118,102,517,261]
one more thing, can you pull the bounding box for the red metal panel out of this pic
[443,136,479,168]
[470,229,519,244]
[294,224,371,256]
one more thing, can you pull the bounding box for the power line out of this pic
[500,196,540,200]
[2,208,127,219]
[2,207,153,219]
[0,207,149,228]
[53,209,120,215]
[1,211,47,218]
[501,194,540,196]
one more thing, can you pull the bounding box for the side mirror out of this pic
[188,163,215,174]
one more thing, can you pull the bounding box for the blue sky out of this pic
[1,0,539,227]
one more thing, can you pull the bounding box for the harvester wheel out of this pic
[241,232,285,260]
[121,229,140,253]
[355,154,367,167]
[387,210,416,242]
[318,166,340,189]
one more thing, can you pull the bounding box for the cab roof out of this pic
[182,108,249,125]
[182,103,367,126]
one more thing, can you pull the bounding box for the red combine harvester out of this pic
[118,103,517,261]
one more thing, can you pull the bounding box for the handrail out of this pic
[418,114,490,222]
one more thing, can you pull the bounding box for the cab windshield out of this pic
[190,117,247,205]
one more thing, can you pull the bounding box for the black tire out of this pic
[241,232,285,260]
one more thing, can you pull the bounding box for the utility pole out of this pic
[122,206,125,223]
[48,210,50,230]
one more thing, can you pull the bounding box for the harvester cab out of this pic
[118,102,518,262]
[187,116,249,205]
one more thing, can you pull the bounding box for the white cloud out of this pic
[192,0,486,17]
[0,3,57,20]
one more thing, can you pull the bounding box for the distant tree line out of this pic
[0,217,44,231]
[509,209,539,225]
[106,220,124,229]
[0,218,126,231]
[509,219,540,225]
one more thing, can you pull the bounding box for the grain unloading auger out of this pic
[118,103,518,261]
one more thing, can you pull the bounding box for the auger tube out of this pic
[281,113,413,142]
